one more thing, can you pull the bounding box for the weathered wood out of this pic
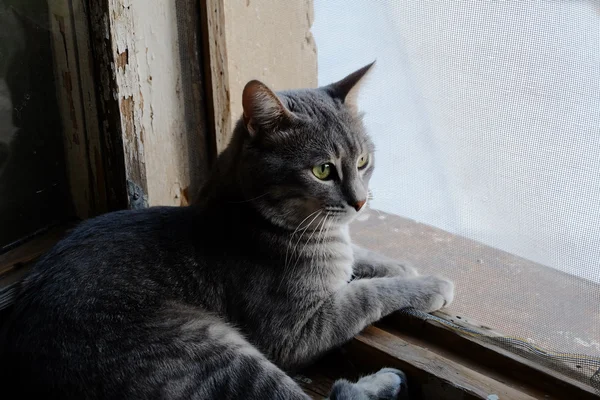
[70,0,109,213]
[0,225,73,311]
[351,326,539,400]
[87,0,211,208]
[200,0,231,155]
[87,0,129,211]
[48,0,107,218]
[0,225,70,278]
[174,0,212,202]
[385,311,600,399]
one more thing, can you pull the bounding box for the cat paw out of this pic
[391,262,419,278]
[371,261,418,278]
[411,275,455,313]
[329,368,407,400]
[354,368,407,399]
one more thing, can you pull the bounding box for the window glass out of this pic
[0,1,72,251]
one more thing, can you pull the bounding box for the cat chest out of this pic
[307,241,354,288]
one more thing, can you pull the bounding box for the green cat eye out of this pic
[312,163,332,180]
[357,154,369,169]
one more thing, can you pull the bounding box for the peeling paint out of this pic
[116,49,128,70]
[99,0,211,206]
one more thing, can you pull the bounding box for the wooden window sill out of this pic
[351,209,600,392]
[297,320,598,399]
[0,224,73,310]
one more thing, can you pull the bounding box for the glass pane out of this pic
[313,0,600,387]
[0,1,72,251]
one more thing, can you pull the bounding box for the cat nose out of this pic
[353,200,366,212]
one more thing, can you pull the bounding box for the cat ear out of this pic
[242,80,292,137]
[325,61,375,108]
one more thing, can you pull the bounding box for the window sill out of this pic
[351,209,599,359]
[1,214,598,398]
[348,209,600,396]
[297,318,597,399]
[0,224,73,311]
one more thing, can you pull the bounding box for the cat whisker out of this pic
[367,188,403,200]
[227,192,270,204]
[285,208,322,267]
[370,207,387,220]
[297,213,328,273]
[310,213,330,269]
[319,215,332,260]
[285,210,322,271]
[315,216,334,275]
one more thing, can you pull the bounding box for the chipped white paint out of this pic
[487,395,499,400]
[105,0,203,206]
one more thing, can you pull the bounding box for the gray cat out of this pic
[0,63,454,399]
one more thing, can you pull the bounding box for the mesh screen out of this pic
[313,0,600,389]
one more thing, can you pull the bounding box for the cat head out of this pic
[235,63,376,230]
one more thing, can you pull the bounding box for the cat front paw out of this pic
[410,275,455,313]
[389,262,419,278]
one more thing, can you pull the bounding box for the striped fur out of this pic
[0,65,453,399]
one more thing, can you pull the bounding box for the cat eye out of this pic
[357,154,369,169]
[312,163,333,180]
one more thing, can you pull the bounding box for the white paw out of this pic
[330,368,407,400]
[354,368,407,399]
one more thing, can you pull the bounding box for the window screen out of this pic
[313,0,600,389]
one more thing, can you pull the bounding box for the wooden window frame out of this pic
[1,1,598,399]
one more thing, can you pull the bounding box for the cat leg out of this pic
[127,305,311,400]
[327,368,408,400]
[352,244,418,278]
[269,275,453,367]
[130,305,406,400]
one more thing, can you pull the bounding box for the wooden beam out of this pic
[0,225,71,278]
[349,326,539,400]
[385,311,600,400]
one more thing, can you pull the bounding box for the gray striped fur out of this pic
[0,64,453,399]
